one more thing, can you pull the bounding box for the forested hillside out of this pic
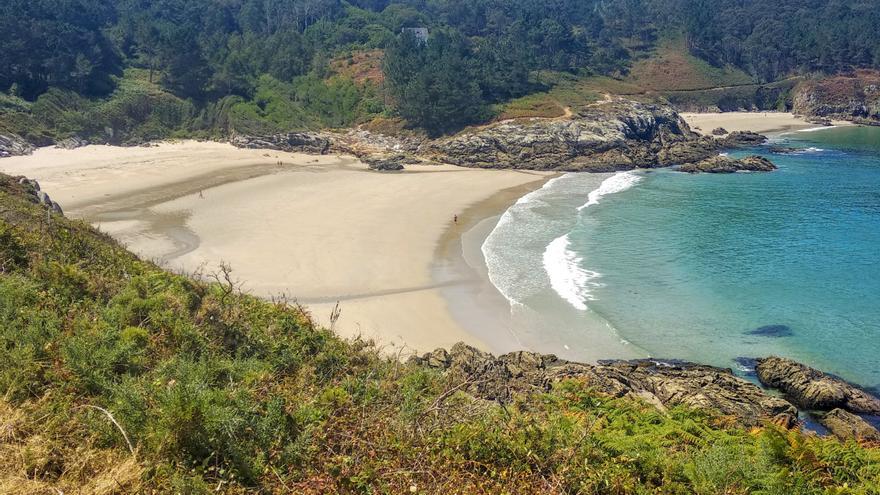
[2,0,879,138]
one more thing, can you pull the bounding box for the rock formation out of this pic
[719,131,768,147]
[679,155,776,173]
[410,343,798,428]
[231,132,331,154]
[792,71,880,125]
[55,136,89,150]
[422,99,721,171]
[755,357,880,414]
[11,177,64,215]
[819,408,880,443]
[364,154,411,171]
[711,127,728,136]
[0,133,34,157]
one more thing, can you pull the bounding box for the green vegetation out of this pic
[4,0,879,138]
[2,173,880,492]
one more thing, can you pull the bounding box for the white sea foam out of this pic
[577,171,643,211]
[542,234,599,311]
[796,125,836,133]
[482,174,573,307]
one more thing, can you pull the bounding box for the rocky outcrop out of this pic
[679,155,776,174]
[422,99,720,171]
[231,132,331,154]
[792,71,880,125]
[711,127,728,136]
[410,343,798,428]
[719,131,768,147]
[755,357,880,414]
[55,136,89,150]
[0,133,34,158]
[13,177,64,215]
[819,409,880,443]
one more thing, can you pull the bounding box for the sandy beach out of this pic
[681,111,852,136]
[1,141,552,355]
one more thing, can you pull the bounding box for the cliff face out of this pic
[423,99,719,171]
[792,71,880,125]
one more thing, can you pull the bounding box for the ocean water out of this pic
[483,126,880,389]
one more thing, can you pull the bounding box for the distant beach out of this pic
[0,141,552,356]
[680,111,853,136]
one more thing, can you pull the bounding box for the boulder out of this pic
[711,127,728,136]
[0,133,34,157]
[411,343,798,427]
[679,155,776,173]
[364,154,407,171]
[756,356,880,414]
[819,408,880,443]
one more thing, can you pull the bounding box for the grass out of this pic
[625,37,755,92]
[1,168,880,493]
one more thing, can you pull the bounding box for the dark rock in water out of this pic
[410,343,798,427]
[768,146,800,154]
[756,356,880,414]
[746,324,793,337]
[733,357,758,376]
[679,155,776,174]
[819,408,880,442]
[720,131,768,147]
[711,127,728,136]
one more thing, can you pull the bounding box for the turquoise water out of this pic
[483,126,880,389]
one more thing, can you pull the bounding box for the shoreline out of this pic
[0,141,553,357]
[680,111,854,136]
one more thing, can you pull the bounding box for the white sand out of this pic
[1,141,551,355]
[681,112,852,136]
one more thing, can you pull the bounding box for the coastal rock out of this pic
[0,133,34,158]
[711,127,728,136]
[719,131,768,147]
[679,155,776,173]
[819,408,880,443]
[792,71,880,125]
[411,343,798,427]
[55,136,89,150]
[8,176,64,216]
[769,146,800,154]
[231,132,331,154]
[423,99,718,171]
[756,356,880,414]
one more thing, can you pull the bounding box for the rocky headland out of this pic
[228,99,769,173]
[792,70,880,126]
[410,344,880,442]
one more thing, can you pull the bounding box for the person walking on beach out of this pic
[454,214,458,224]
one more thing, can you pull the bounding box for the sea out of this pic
[482,125,880,390]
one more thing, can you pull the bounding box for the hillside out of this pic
[2,0,880,145]
[3,169,880,492]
